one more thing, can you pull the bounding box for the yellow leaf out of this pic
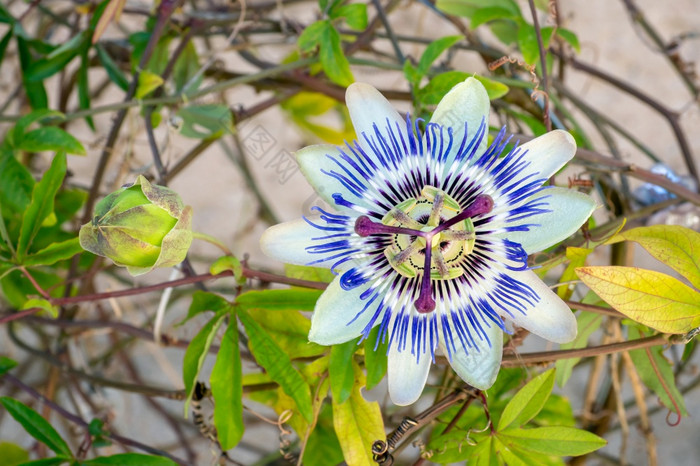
[577,266,700,334]
[557,247,592,300]
[609,225,700,290]
[135,70,164,99]
[332,362,385,466]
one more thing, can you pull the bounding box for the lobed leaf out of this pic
[577,266,700,334]
[319,23,354,87]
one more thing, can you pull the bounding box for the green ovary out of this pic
[382,185,476,280]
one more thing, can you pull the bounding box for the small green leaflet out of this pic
[0,397,72,456]
[497,369,555,430]
[628,326,687,417]
[238,309,313,422]
[23,237,83,267]
[182,311,228,415]
[498,426,606,456]
[211,322,244,450]
[329,339,358,404]
[17,152,67,260]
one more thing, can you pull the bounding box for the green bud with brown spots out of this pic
[79,176,193,276]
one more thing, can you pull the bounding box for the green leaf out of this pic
[236,289,322,312]
[436,0,520,18]
[0,356,18,376]
[135,70,163,99]
[492,436,541,466]
[417,35,463,77]
[628,326,688,416]
[298,20,328,54]
[247,309,325,359]
[498,426,606,456]
[557,247,592,300]
[332,363,385,466]
[17,127,85,156]
[517,23,554,64]
[364,326,388,390]
[211,322,244,450]
[331,4,368,30]
[172,41,201,94]
[17,152,67,259]
[471,7,517,29]
[497,369,555,430]
[16,30,48,109]
[18,458,70,465]
[80,453,177,465]
[556,28,580,53]
[23,237,83,267]
[610,225,700,290]
[533,394,576,427]
[180,291,230,325]
[22,298,59,318]
[0,29,13,67]
[25,32,88,82]
[175,104,231,139]
[77,50,95,131]
[182,312,227,414]
[419,71,508,104]
[330,339,358,404]
[209,255,245,284]
[577,266,700,333]
[96,44,129,91]
[0,441,29,466]
[319,23,354,87]
[238,309,313,422]
[0,397,72,456]
[555,311,602,387]
[0,150,34,213]
[284,264,334,283]
[12,109,65,143]
[302,405,344,466]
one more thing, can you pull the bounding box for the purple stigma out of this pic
[354,216,425,238]
[414,194,495,314]
[415,240,436,313]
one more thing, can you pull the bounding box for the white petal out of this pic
[296,144,373,211]
[505,187,596,254]
[495,269,577,344]
[515,130,577,181]
[439,321,502,390]
[346,82,405,156]
[309,274,383,345]
[260,217,328,267]
[430,77,490,164]
[387,341,432,406]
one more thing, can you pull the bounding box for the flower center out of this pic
[354,186,494,313]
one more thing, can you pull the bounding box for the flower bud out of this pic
[79,176,193,275]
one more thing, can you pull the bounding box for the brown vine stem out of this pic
[620,0,698,98]
[563,55,698,183]
[501,334,669,367]
[514,133,700,206]
[526,0,551,132]
[0,373,189,465]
